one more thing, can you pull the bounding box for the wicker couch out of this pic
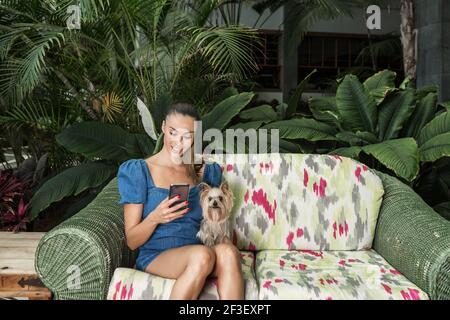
[35,153,450,300]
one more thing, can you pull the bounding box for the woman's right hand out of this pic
[147,195,189,225]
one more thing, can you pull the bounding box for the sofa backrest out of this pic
[206,153,384,251]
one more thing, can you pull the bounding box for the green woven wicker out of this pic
[373,172,450,300]
[35,173,450,300]
[35,178,136,299]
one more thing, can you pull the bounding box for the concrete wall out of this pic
[213,3,403,102]
[310,4,401,35]
[416,0,450,101]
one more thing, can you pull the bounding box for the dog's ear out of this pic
[198,182,211,192]
[220,180,230,193]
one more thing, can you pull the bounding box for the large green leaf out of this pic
[336,74,377,132]
[277,139,305,153]
[128,134,155,158]
[137,97,158,140]
[378,88,416,141]
[362,138,419,181]
[202,92,254,130]
[286,69,317,118]
[441,101,450,111]
[309,97,340,127]
[402,92,438,139]
[399,77,413,90]
[56,122,138,162]
[153,133,164,155]
[228,121,264,130]
[262,118,337,141]
[418,111,450,146]
[239,105,277,123]
[419,132,450,162]
[336,131,379,146]
[364,70,397,105]
[329,146,362,159]
[29,162,116,220]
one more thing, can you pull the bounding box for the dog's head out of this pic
[198,180,234,222]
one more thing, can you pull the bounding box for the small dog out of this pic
[197,180,234,247]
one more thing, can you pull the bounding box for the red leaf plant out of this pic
[0,170,32,232]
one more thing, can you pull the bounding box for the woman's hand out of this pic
[147,195,189,225]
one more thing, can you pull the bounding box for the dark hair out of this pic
[165,102,201,121]
[165,102,203,184]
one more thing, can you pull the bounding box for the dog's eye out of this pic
[219,196,223,201]
[208,197,212,201]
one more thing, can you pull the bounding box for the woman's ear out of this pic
[161,120,165,133]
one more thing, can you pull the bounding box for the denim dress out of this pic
[117,159,223,272]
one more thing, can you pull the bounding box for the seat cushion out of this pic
[106,251,257,300]
[255,249,429,300]
[206,153,384,251]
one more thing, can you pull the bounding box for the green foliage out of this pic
[233,69,450,219]
[29,162,116,220]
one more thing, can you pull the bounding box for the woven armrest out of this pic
[373,172,450,300]
[35,178,135,299]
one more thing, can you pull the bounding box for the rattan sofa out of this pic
[35,153,450,300]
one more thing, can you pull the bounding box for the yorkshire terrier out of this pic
[197,180,234,247]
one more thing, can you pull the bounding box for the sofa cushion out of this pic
[207,153,384,251]
[255,249,429,300]
[106,251,257,300]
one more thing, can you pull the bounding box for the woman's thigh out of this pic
[144,244,215,279]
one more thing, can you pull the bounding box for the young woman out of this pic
[117,102,244,300]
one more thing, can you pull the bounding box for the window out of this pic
[298,32,403,92]
[251,31,282,90]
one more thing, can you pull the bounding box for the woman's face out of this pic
[161,113,195,162]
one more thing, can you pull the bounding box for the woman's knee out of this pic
[187,246,216,274]
[215,243,241,268]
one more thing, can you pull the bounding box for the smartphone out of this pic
[168,184,190,210]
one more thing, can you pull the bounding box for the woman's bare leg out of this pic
[145,244,215,300]
[211,243,244,300]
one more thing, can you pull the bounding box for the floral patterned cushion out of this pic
[106,251,257,300]
[255,249,429,300]
[206,153,385,251]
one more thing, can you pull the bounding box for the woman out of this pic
[117,102,244,300]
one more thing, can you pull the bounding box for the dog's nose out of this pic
[213,200,217,206]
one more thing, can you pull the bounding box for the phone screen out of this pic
[169,184,190,208]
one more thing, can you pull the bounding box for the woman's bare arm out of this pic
[123,204,159,250]
[123,196,189,250]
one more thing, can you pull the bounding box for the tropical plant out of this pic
[0,0,259,167]
[234,70,450,218]
[0,169,32,231]
[27,92,254,220]
[0,0,261,227]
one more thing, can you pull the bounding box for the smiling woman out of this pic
[117,102,244,300]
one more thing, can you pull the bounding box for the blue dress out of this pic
[117,159,223,272]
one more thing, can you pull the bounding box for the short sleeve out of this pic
[117,159,147,205]
[205,162,223,188]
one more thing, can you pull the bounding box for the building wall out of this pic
[416,0,450,101]
[233,3,402,102]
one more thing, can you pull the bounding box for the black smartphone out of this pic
[168,184,190,209]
